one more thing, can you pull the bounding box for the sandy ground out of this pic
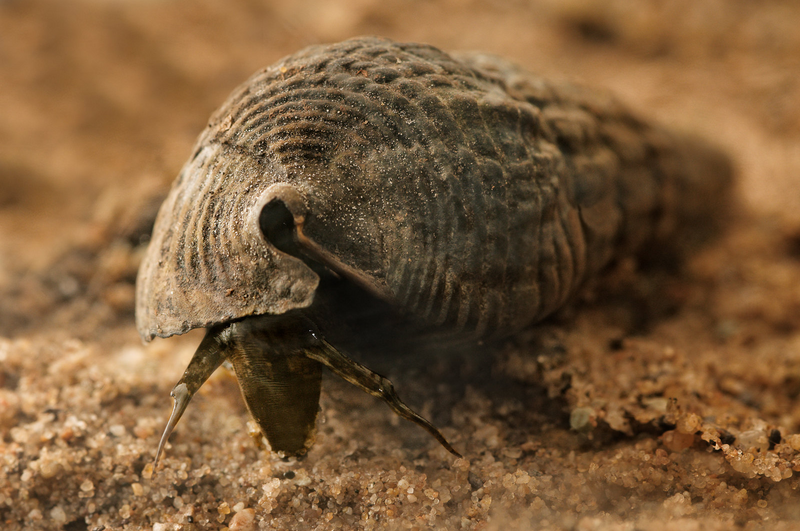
[1,0,800,529]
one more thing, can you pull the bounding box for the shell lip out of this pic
[134,148,322,343]
[141,317,225,342]
[137,282,320,343]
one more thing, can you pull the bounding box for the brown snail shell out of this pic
[135,37,732,464]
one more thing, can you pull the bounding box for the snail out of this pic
[136,37,732,464]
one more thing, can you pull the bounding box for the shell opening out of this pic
[259,198,306,260]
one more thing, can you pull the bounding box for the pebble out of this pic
[229,508,256,531]
[570,407,595,431]
[50,505,67,523]
[661,430,696,452]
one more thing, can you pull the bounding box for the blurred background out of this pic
[1,0,798,339]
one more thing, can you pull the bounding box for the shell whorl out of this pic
[217,38,585,336]
[136,37,732,341]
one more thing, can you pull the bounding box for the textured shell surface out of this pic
[136,36,731,342]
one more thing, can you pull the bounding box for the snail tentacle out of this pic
[154,325,229,467]
[304,333,462,458]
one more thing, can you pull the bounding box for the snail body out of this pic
[136,37,731,461]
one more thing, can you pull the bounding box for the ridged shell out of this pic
[136,37,731,341]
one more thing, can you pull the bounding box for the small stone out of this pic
[134,420,155,439]
[737,429,769,452]
[262,478,281,498]
[662,429,695,452]
[60,427,75,441]
[109,424,127,437]
[80,479,94,492]
[733,489,748,506]
[662,492,693,517]
[641,397,669,413]
[229,508,256,531]
[119,504,132,519]
[468,471,483,490]
[502,447,523,459]
[294,468,312,487]
[676,413,702,435]
[39,460,60,479]
[480,495,492,510]
[132,483,144,496]
[452,458,470,472]
[50,506,67,523]
[570,407,595,431]
[218,502,231,515]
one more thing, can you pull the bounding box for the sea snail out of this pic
[136,37,732,464]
